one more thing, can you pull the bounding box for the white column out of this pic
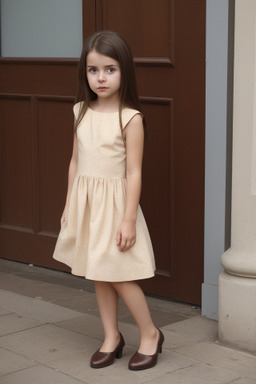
[219,0,256,354]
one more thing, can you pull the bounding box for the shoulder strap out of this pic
[73,102,83,120]
[121,108,142,130]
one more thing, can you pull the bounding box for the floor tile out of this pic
[56,314,104,340]
[0,313,45,336]
[0,348,36,376]
[0,324,93,364]
[158,329,205,350]
[0,259,94,292]
[163,315,218,342]
[145,295,200,317]
[145,363,240,384]
[0,307,13,316]
[0,273,97,312]
[230,379,256,384]
[0,365,85,384]
[118,306,189,327]
[0,290,82,323]
[175,341,256,380]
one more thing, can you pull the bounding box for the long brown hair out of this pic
[74,30,144,132]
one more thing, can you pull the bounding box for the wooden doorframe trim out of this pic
[82,0,96,42]
[0,58,79,65]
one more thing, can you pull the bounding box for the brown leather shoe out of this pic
[90,333,125,368]
[128,329,164,371]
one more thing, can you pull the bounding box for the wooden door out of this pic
[94,0,205,304]
[0,0,205,305]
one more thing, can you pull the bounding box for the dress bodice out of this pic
[74,104,141,179]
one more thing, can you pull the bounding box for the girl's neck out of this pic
[90,97,120,113]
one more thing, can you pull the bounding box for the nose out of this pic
[98,70,105,82]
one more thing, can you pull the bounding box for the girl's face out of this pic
[86,50,121,103]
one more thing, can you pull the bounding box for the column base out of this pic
[219,272,256,354]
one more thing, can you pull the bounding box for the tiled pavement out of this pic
[0,259,256,384]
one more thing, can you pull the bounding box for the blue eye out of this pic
[88,68,97,73]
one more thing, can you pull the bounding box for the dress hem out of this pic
[53,255,155,282]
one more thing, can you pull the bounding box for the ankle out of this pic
[100,331,120,352]
[104,329,120,339]
[141,326,158,340]
[152,327,159,338]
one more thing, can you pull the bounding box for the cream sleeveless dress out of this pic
[53,103,155,282]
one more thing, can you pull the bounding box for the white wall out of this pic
[1,0,83,57]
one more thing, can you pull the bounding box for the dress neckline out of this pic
[88,107,119,114]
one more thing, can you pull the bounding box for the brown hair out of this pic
[74,30,144,132]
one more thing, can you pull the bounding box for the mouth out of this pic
[97,87,108,90]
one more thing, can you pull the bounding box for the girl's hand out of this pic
[116,220,136,252]
[60,206,69,227]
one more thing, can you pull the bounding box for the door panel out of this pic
[140,99,174,278]
[97,0,174,65]
[0,97,33,229]
[0,91,74,269]
[37,98,74,234]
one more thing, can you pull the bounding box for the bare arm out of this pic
[116,114,144,251]
[61,133,78,226]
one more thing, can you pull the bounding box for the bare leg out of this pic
[95,281,120,352]
[112,281,159,355]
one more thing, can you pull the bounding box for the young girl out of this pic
[53,30,164,371]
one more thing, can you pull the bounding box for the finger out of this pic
[126,239,135,251]
[116,231,121,245]
[119,237,128,251]
[124,242,132,252]
[128,239,135,250]
[121,238,134,252]
[125,237,137,251]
